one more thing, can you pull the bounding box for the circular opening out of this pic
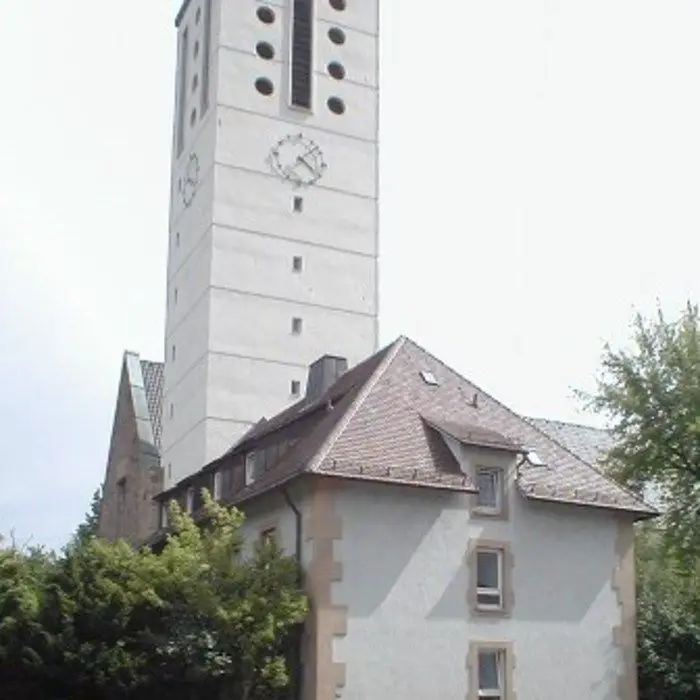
[256,41,275,60]
[255,77,274,96]
[329,0,346,10]
[190,107,198,125]
[328,27,346,45]
[327,61,346,80]
[327,96,345,115]
[192,74,199,92]
[256,5,276,23]
[193,41,200,59]
[196,6,202,23]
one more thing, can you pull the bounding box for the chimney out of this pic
[305,355,348,401]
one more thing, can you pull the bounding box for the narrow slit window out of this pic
[293,196,304,212]
[291,317,303,334]
[290,0,314,109]
[292,255,303,272]
[200,0,212,116]
[213,470,222,500]
[291,379,301,396]
[186,487,194,514]
[176,28,189,156]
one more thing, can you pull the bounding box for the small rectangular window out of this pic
[293,196,304,212]
[186,487,194,514]
[292,255,303,272]
[213,470,222,500]
[174,287,178,305]
[291,379,301,396]
[476,468,501,512]
[245,452,257,486]
[261,526,277,543]
[291,317,303,334]
[169,403,175,419]
[171,344,177,362]
[478,649,505,699]
[160,502,169,529]
[476,549,503,610]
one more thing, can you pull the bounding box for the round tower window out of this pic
[327,96,345,115]
[255,77,275,96]
[256,6,276,23]
[329,0,346,10]
[328,62,346,80]
[328,27,346,45]
[256,42,275,60]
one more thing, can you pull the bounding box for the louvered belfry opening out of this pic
[291,0,313,109]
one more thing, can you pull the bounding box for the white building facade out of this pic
[162,0,380,485]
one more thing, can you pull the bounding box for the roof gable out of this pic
[308,337,654,517]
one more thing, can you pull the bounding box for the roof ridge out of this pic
[307,337,406,473]
[400,336,652,513]
[527,415,611,433]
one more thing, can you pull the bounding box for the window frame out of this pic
[244,452,257,486]
[467,539,514,617]
[475,548,503,611]
[474,466,503,516]
[468,642,514,700]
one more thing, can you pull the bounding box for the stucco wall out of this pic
[161,0,380,486]
[332,480,625,700]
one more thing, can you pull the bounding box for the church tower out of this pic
[162,0,379,486]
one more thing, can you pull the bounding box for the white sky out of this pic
[1,0,698,550]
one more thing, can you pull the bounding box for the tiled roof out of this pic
[140,360,164,453]
[157,336,655,519]
[526,417,614,467]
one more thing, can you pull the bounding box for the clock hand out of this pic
[296,155,315,173]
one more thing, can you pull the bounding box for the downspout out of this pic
[283,487,303,700]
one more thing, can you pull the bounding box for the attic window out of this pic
[420,370,439,386]
[245,452,257,486]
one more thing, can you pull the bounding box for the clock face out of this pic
[180,152,200,208]
[269,134,326,187]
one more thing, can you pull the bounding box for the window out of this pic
[171,344,176,362]
[196,6,202,24]
[478,649,505,699]
[291,317,303,334]
[292,255,303,272]
[175,231,181,247]
[476,549,502,610]
[293,196,304,212]
[290,0,314,108]
[169,403,174,419]
[245,452,257,486]
[261,526,277,543]
[327,61,346,80]
[186,487,194,513]
[291,379,301,397]
[190,107,197,126]
[192,73,199,92]
[200,0,212,116]
[328,27,346,45]
[193,40,200,59]
[174,287,178,305]
[213,470,222,500]
[420,370,438,385]
[329,0,346,10]
[256,5,276,23]
[167,462,172,480]
[255,77,274,96]
[256,41,275,60]
[160,502,169,529]
[475,468,502,513]
[327,96,345,115]
[176,28,189,156]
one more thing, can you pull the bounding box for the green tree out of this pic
[71,487,102,547]
[0,492,307,700]
[582,301,700,559]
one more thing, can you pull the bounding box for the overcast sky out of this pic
[1,0,699,550]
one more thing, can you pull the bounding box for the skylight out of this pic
[420,370,439,386]
[526,450,546,467]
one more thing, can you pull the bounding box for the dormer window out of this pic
[186,487,194,513]
[475,467,502,515]
[245,452,257,486]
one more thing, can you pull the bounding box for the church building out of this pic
[98,2,653,699]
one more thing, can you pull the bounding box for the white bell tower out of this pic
[162,0,379,486]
